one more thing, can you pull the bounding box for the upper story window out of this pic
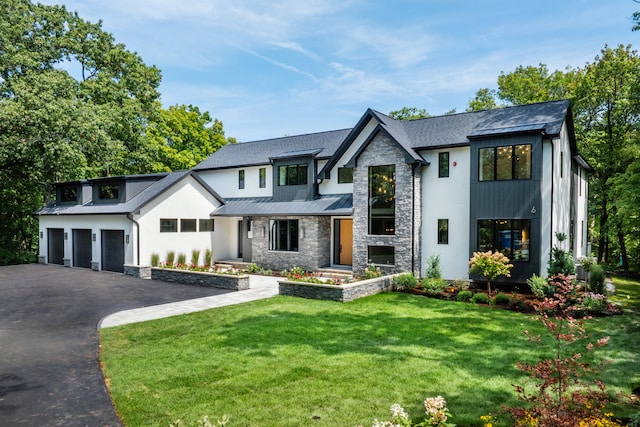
[60,187,78,203]
[180,219,197,232]
[259,168,266,188]
[369,165,395,235]
[278,164,307,186]
[199,218,214,232]
[98,184,119,200]
[438,152,449,178]
[479,144,531,181]
[160,218,178,233]
[238,170,245,189]
[338,167,353,183]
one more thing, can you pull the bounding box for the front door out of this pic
[334,219,353,266]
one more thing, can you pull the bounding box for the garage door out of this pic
[72,229,92,269]
[47,228,64,265]
[101,230,124,273]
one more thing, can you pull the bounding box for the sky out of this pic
[39,0,640,142]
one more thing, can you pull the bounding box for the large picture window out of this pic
[368,246,395,266]
[369,165,395,235]
[278,164,308,186]
[477,219,531,261]
[269,219,299,251]
[479,144,531,181]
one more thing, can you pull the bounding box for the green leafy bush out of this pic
[589,264,606,294]
[456,290,473,302]
[493,293,511,306]
[471,293,490,304]
[422,277,449,295]
[246,263,261,274]
[364,264,382,279]
[547,246,576,276]
[394,273,417,290]
[425,254,442,278]
[581,292,608,314]
[527,274,553,299]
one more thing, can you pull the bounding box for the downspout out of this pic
[127,213,140,266]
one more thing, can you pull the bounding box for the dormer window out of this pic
[278,164,308,186]
[60,187,78,203]
[99,184,119,200]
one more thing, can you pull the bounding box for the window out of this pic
[60,187,78,202]
[278,164,308,186]
[238,170,245,189]
[369,165,395,235]
[181,219,197,232]
[438,219,449,244]
[479,144,531,181]
[259,168,266,188]
[368,246,395,265]
[269,219,298,251]
[560,151,564,178]
[477,219,530,261]
[199,218,214,232]
[160,218,178,233]
[98,184,119,200]
[338,167,354,183]
[438,152,449,178]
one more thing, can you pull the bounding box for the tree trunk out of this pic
[617,222,629,271]
[597,199,608,263]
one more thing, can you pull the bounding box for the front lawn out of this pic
[100,279,640,427]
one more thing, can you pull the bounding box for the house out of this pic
[37,99,591,284]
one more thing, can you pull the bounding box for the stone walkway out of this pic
[98,274,280,329]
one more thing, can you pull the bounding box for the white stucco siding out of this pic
[541,138,553,274]
[574,166,590,258]
[552,124,573,253]
[197,165,272,198]
[135,176,222,266]
[319,118,378,195]
[38,214,132,267]
[420,147,471,280]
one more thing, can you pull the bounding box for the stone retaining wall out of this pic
[278,274,399,302]
[150,268,250,291]
[124,264,152,279]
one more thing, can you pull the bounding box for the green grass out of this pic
[100,277,640,427]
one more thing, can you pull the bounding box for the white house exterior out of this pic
[37,100,591,284]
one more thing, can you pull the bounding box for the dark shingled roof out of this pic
[212,194,353,216]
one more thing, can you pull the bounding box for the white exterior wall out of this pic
[552,124,573,253]
[134,176,222,266]
[197,165,272,199]
[38,214,132,267]
[420,146,471,280]
[574,164,590,258]
[318,119,378,196]
[541,138,553,275]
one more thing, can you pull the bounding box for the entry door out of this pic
[47,228,64,265]
[101,230,124,273]
[72,229,92,268]
[334,219,353,266]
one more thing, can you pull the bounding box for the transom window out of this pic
[479,144,531,181]
[477,219,531,261]
[180,219,197,232]
[160,218,178,233]
[278,164,308,186]
[199,219,214,232]
[369,165,395,235]
[269,219,299,251]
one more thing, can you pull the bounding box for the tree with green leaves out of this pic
[466,88,500,111]
[388,106,431,120]
[497,63,581,105]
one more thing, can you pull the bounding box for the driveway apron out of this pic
[0,264,235,427]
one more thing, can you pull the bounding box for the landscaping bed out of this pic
[150,267,250,291]
[278,274,399,302]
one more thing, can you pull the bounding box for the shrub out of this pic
[394,273,417,290]
[425,254,443,278]
[581,292,608,314]
[246,263,261,274]
[422,277,449,295]
[177,253,187,266]
[150,253,160,267]
[589,264,606,294]
[471,293,490,304]
[456,290,472,302]
[527,274,553,299]
[204,248,213,267]
[469,250,513,294]
[452,278,470,291]
[548,246,576,276]
[166,251,176,266]
[493,293,511,306]
[364,264,382,279]
[191,249,201,266]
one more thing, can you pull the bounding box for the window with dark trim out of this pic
[181,218,197,232]
[238,170,245,189]
[160,218,178,233]
[479,144,531,181]
[259,168,266,188]
[269,219,299,251]
[98,184,119,200]
[477,219,530,261]
[60,187,78,202]
[199,218,214,232]
[338,167,354,183]
[278,164,308,186]
[438,152,450,178]
[369,165,395,235]
[368,246,395,265]
[438,219,449,244]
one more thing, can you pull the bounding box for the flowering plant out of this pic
[469,251,513,294]
[370,397,455,427]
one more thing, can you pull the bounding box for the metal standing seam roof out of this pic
[211,194,353,217]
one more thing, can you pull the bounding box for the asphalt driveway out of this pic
[0,264,233,426]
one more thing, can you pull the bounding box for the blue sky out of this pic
[41,0,639,142]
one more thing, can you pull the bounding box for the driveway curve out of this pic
[0,264,235,427]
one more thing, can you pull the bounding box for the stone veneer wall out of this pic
[352,132,422,276]
[278,274,400,302]
[150,268,250,290]
[124,264,151,279]
[250,216,331,272]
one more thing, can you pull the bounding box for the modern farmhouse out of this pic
[37,99,591,284]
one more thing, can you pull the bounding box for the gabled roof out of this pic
[212,194,353,217]
[37,170,224,216]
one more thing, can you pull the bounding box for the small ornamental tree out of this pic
[468,251,513,294]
